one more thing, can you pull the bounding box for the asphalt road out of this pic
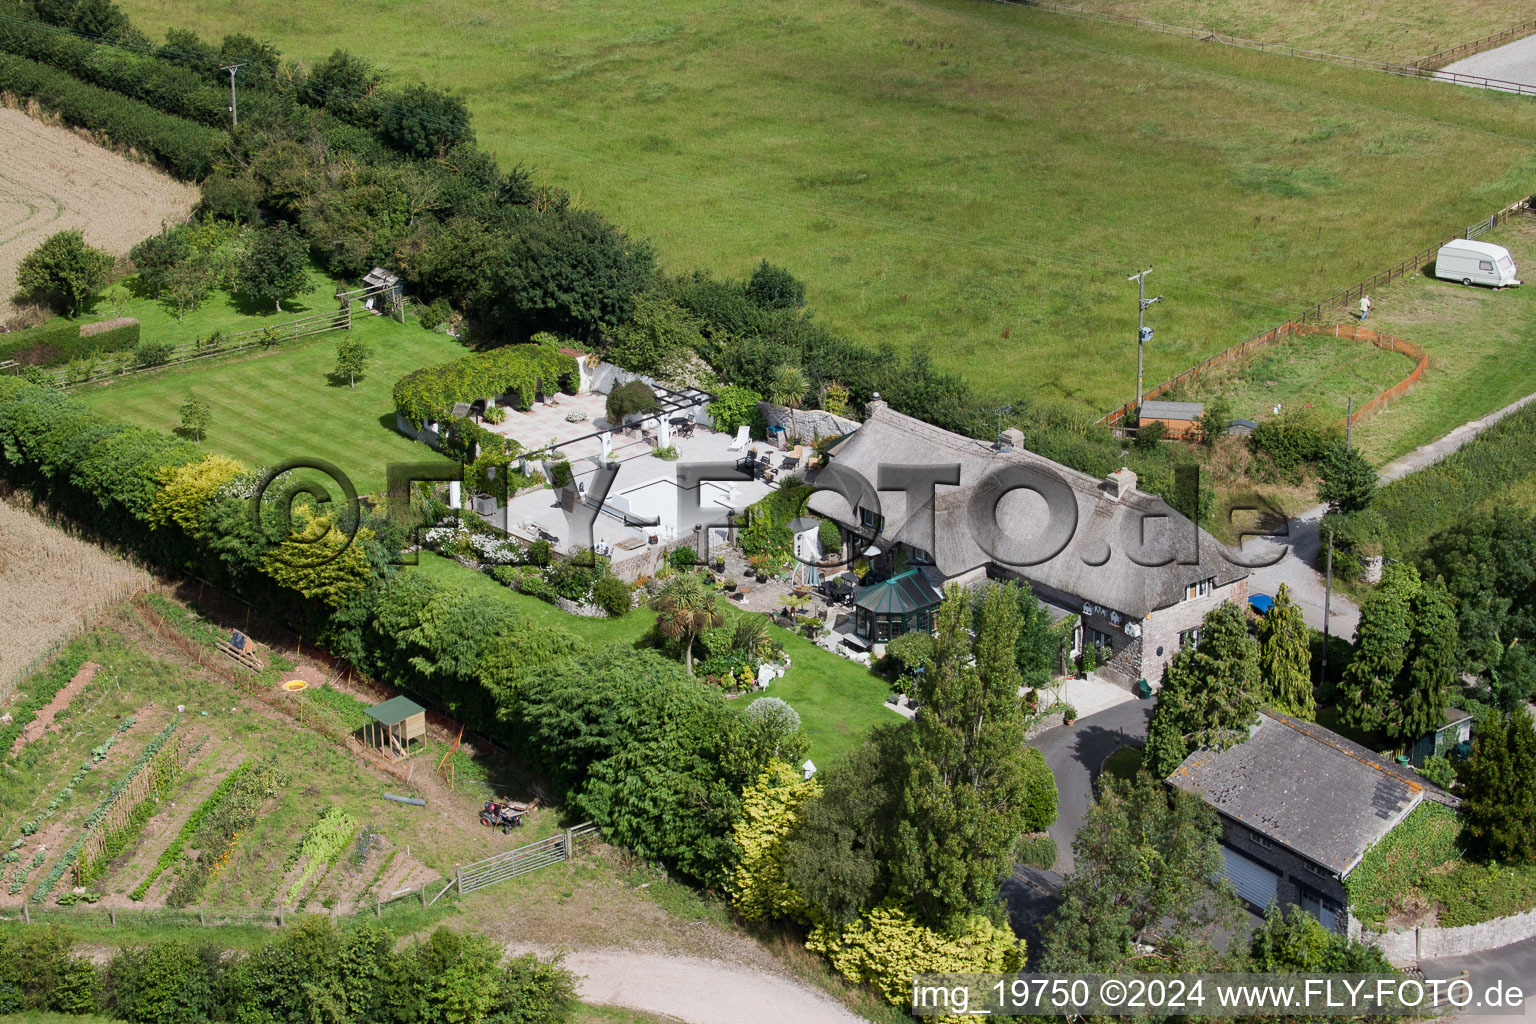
[1421,935,1536,1021]
[1032,698,1154,874]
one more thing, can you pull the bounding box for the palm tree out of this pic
[769,363,810,444]
[652,573,725,675]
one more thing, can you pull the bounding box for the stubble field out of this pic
[0,107,198,324]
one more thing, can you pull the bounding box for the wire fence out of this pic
[1101,196,1532,428]
[1408,19,1536,71]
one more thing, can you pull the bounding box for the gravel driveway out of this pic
[1438,33,1536,90]
[509,945,870,1023]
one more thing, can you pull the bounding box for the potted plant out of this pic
[723,577,738,592]
[1062,703,1078,726]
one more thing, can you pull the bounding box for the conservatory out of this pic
[852,569,943,642]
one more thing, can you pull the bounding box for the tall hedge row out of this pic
[0,13,229,126]
[392,339,578,427]
[0,53,221,177]
[0,319,140,367]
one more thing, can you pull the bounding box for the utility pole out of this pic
[221,62,246,127]
[1321,395,1351,686]
[1127,267,1161,416]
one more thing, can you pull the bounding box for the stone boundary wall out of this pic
[758,403,860,443]
[1362,905,1536,966]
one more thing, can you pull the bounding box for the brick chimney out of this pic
[866,392,887,415]
[1106,466,1137,501]
[999,427,1025,450]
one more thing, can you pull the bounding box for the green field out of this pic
[412,552,894,765]
[1063,0,1533,60]
[73,312,464,497]
[114,0,1536,417]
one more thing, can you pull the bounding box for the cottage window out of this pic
[1301,859,1332,879]
[906,545,933,565]
[1178,627,1201,650]
[1248,831,1273,851]
[1085,626,1114,651]
[1185,577,1217,601]
[858,507,884,533]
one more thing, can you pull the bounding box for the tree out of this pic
[1458,710,1536,862]
[769,363,810,443]
[1143,601,1261,777]
[729,759,821,922]
[1420,511,1536,708]
[178,392,210,443]
[1042,772,1238,971]
[1012,580,1059,690]
[1318,442,1376,515]
[237,223,309,312]
[299,49,382,124]
[15,229,114,315]
[746,260,806,310]
[604,292,703,377]
[651,573,724,675]
[1338,564,1457,742]
[1338,563,1418,734]
[1256,583,1314,719]
[1195,395,1232,449]
[1019,745,1058,832]
[379,83,474,158]
[887,584,1035,927]
[333,335,373,388]
[1249,904,1392,973]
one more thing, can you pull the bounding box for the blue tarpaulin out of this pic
[1249,594,1274,615]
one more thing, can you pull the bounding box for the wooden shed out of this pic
[363,696,427,760]
[1138,399,1204,440]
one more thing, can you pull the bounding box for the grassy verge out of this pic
[114,0,1536,413]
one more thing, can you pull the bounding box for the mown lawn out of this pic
[72,298,466,497]
[115,0,1536,417]
[411,553,894,765]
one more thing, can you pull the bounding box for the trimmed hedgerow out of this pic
[0,318,140,369]
[392,338,577,428]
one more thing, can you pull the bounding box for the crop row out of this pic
[284,807,357,905]
[129,758,250,901]
[32,716,181,903]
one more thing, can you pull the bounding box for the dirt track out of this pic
[0,106,198,322]
[508,944,871,1024]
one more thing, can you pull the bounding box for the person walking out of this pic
[1360,294,1372,322]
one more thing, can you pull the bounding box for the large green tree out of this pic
[1420,511,1536,709]
[1143,601,1261,777]
[1459,710,1536,863]
[1042,772,1238,971]
[15,229,114,315]
[378,83,474,157]
[236,223,310,312]
[888,584,1034,927]
[1014,579,1061,690]
[1256,583,1314,719]
[1318,442,1376,515]
[1338,564,1457,741]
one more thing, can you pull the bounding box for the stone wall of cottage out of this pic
[1139,576,1249,686]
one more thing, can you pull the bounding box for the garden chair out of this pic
[727,425,750,451]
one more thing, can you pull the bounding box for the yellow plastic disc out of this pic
[282,680,308,691]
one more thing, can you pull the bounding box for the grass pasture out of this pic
[1060,0,1534,61]
[113,0,1536,417]
[73,308,465,497]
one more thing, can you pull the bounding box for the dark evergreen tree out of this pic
[1143,601,1261,777]
[1459,710,1536,863]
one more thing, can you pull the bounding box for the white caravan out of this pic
[1435,239,1521,288]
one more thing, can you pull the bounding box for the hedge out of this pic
[0,52,221,178]
[392,339,578,427]
[0,14,228,127]
[0,318,140,368]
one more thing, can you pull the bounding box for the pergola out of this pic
[853,569,942,642]
[362,696,427,760]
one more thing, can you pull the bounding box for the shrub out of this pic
[548,460,572,487]
[706,383,763,437]
[807,903,1026,1007]
[1133,418,1166,451]
[392,340,577,427]
[1020,746,1058,832]
[729,760,818,922]
[667,546,698,571]
[605,379,657,426]
[418,295,453,330]
[593,574,632,617]
[652,444,679,461]
[132,340,174,369]
[1251,410,1340,470]
[1016,834,1056,870]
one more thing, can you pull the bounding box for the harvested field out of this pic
[0,500,150,698]
[0,106,198,323]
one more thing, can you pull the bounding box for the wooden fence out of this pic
[1101,197,1531,428]
[448,822,600,899]
[1322,325,1429,428]
[999,0,1536,96]
[1408,19,1536,71]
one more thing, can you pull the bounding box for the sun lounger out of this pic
[727,425,750,451]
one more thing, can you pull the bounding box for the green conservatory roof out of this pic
[853,570,941,616]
